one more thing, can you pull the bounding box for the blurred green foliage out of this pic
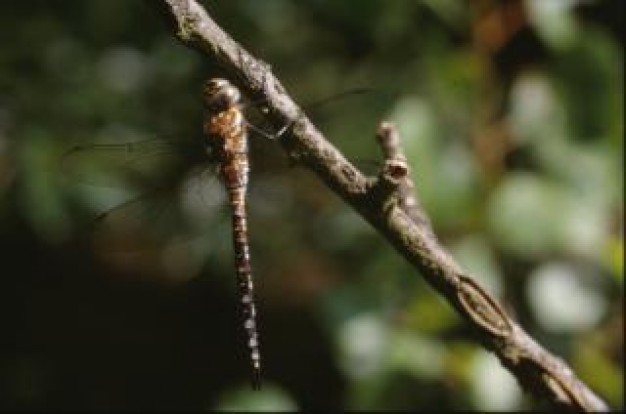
[0,0,622,411]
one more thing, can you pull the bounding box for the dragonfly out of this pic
[203,78,262,389]
[62,78,387,390]
[62,78,267,389]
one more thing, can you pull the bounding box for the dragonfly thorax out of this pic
[203,78,241,112]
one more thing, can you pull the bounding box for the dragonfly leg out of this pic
[246,121,281,140]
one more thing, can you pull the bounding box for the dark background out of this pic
[0,0,623,410]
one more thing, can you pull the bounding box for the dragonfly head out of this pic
[203,78,241,112]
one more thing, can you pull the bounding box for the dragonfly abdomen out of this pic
[203,78,262,390]
[228,186,262,389]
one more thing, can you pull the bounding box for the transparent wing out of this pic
[87,165,229,253]
[308,88,397,149]
[60,136,207,188]
[59,133,229,252]
[241,86,387,140]
[85,169,297,255]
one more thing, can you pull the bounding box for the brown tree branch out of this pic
[159,0,609,411]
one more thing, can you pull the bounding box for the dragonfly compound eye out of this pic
[203,78,241,112]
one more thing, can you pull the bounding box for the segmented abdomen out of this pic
[228,185,261,389]
[205,97,262,389]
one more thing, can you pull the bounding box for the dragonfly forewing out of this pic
[61,137,208,188]
[60,136,231,253]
